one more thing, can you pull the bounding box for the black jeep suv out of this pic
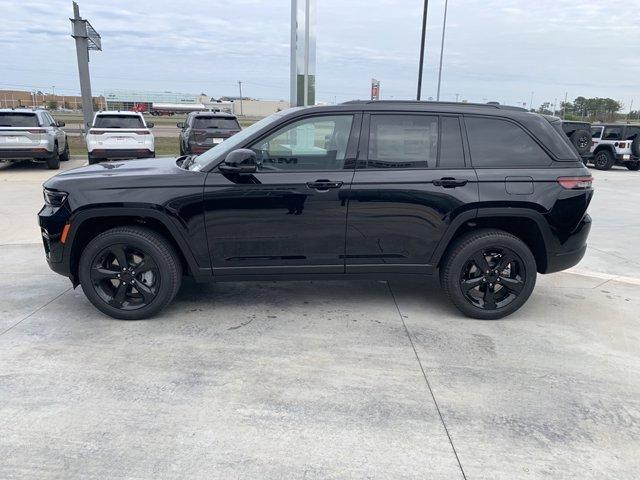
[39,101,593,320]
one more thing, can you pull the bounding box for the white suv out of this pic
[86,111,155,164]
[588,124,640,171]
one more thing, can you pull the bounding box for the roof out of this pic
[0,108,42,114]
[341,100,528,112]
[190,111,237,118]
[95,111,143,116]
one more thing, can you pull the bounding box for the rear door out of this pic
[345,112,479,274]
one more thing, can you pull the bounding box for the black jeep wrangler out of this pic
[39,101,593,320]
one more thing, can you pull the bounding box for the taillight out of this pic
[138,130,151,135]
[89,129,106,135]
[27,128,45,134]
[557,176,593,190]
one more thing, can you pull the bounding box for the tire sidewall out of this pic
[571,129,591,155]
[594,150,612,170]
[443,232,537,320]
[78,230,178,320]
[47,145,60,169]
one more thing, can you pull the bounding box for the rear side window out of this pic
[193,117,240,129]
[465,116,550,167]
[603,126,622,140]
[367,114,438,168]
[439,116,465,167]
[625,127,640,140]
[0,113,39,127]
[94,115,144,128]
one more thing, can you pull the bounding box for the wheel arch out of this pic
[432,208,551,274]
[66,208,205,285]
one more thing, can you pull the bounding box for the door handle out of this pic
[306,180,344,191]
[433,177,468,188]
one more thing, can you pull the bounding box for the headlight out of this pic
[43,188,68,207]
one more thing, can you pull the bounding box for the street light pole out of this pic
[416,0,429,100]
[238,81,244,116]
[436,0,449,101]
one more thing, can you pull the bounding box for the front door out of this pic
[204,113,360,275]
[345,113,479,274]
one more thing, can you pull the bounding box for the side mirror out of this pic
[219,149,257,175]
[176,122,185,128]
[57,121,65,127]
[147,122,154,128]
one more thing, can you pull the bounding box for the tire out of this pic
[78,226,182,320]
[570,129,591,155]
[88,154,99,165]
[631,137,640,157]
[60,139,70,161]
[46,145,60,169]
[440,229,537,320]
[626,161,640,171]
[179,142,185,156]
[593,150,614,170]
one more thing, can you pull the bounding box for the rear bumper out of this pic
[89,148,154,159]
[0,148,53,160]
[545,214,591,273]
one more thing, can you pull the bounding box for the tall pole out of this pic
[529,91,534,111]
[436,0,449,101]
[238,81,244,116]
[416,0,429,100]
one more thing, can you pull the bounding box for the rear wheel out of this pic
[593,150,614,170]
[78,227,182,320]
[46,145,60,169]
[88,154,99,165]
[441,229,537,320]
[626,161,640,171]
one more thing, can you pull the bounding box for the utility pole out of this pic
[562,91,568,119]
[290,0,316,107]
[628,99,634,122]
[416,0,430,100]
[238,81,244,116]
[455,93,459,102]
[436,0,449,101]
[70,1,101,131]
[529,91,534,111]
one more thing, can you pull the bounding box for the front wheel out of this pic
[60,140,70,161]
[78,227,182,320]
[441,230,537,320]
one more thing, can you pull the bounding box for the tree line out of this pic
[536,97,625,122]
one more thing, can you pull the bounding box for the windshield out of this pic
[189,112,285,171]
[193,117,240,129]
[94,115,144,128]
[0,113,39,127]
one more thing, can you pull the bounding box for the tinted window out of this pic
[591,127,603,139]
[602,126,622,140]
[0,113,39,127]
[439,116,464,167]
[625,126,640,140]
[466,117,550,167]
[193,117,240,129]
[94,115,144,128]
[366,115,438,168]
[250,115,353,171]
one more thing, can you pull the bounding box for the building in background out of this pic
[0,89,104,110]
[103,90,200,111]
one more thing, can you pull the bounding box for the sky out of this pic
[1,0,639,111]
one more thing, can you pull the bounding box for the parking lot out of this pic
[1,159,639,479]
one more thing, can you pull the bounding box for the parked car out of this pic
[587,124,640,170]
[86,111,154,164]
[559,120,592,158]
[178,112,241,155]
[0,108,69,169]
[39,101,593,320]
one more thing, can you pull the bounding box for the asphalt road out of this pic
[1,159,639,479]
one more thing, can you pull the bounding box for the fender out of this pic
[65,206,211,281]
[592,143,616,155]
[429,206,555,267]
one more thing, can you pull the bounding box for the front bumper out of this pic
[38,202,72,278]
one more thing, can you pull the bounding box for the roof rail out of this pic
[340,100,527,111]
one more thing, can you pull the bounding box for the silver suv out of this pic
[0,108,69,170]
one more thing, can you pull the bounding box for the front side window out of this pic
[465,116,550,167]
[366,115,438,168]
[250,115,353,171]
[591,127,603,139]
[602,126,622,140]
[94,115,144,128]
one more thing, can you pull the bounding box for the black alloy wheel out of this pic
[593,150,613,170]
[90,243,160,311]
[78,227,182,319]
[460,247,525,310]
